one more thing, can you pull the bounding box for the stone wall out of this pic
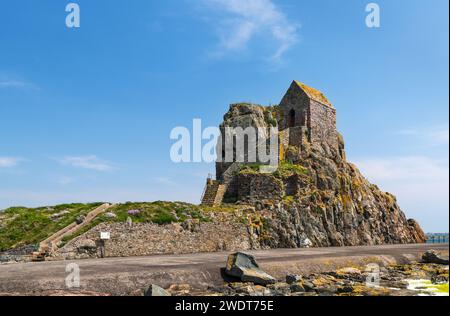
[279,82,310,130]
[236,174,284,203]
[278,81,338,153]
[57,212,260,260]
[309,100,338,152]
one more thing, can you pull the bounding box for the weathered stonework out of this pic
[279,81,338,153]
[236,174,284,203]
[308,100,338,153]
[202,80,427,247]
[57,212,261,260]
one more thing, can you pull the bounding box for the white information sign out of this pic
[100,232,110,240]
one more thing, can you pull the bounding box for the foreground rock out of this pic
[144,284,171,297]
[422,250,449,265]
[202,251,447,297]
[225,252,276,286]
[286,274,302,284]
[190,260,448,296]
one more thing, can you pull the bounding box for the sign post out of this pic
[99,232,110,258]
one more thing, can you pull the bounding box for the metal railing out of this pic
[200,174,214,204]
[426,234,449,244]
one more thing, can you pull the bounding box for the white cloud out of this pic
[0,157,21,168]
[353,155,449,231]
[397,125,449,147]
[200,0,299,62]
[59,156,116,172]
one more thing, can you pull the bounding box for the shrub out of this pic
[127,210,141,216]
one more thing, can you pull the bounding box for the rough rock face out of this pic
[225,252,276,286]
[56,211,261,259]
[217,102,426,247]
[216,103,276,184]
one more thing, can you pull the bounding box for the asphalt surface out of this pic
[0,243,448,295]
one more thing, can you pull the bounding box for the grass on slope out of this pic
[1,201,243,252]
[107,201,211,224]
[0,203,103,252]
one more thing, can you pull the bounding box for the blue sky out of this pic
[0,0,448,232]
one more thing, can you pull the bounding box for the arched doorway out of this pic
[288,109,296,128]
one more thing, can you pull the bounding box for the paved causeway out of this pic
[0,244,448,295]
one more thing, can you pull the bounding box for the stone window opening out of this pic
[285,176,299,196]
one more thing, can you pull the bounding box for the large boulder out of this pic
[144,284,171,297]
[225,252,276,286]
[422,250,449,265]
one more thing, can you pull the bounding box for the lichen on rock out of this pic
[212,81,426,248]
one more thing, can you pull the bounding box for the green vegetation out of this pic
[238,163,265,174]
[263,106,279,127]
[0,203,102,251]
[433,283,449,294]
[407,279,449,295]
[273,161,309,178]
[59,201,216,245]
[283,195,296,205]
[238,161,309,179]
[107,201,210,224]
[1,201,246,252]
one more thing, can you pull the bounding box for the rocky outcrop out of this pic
[216,101,426,248]
[215,103,277,200]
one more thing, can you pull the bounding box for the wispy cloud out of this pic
[0,80,27,88]
[354,155,449,231]
[0,157,21,168]
[56,176,75,185]
[397,125,449,147]
[152,177,176,186]
[199,0,299,62]
[354,156,448,182]
[0,76,38,90]
[58,156,116,172]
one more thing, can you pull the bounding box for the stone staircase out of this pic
[31,203,113,261]
[200,163,241,207]
[201,179,227,207]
